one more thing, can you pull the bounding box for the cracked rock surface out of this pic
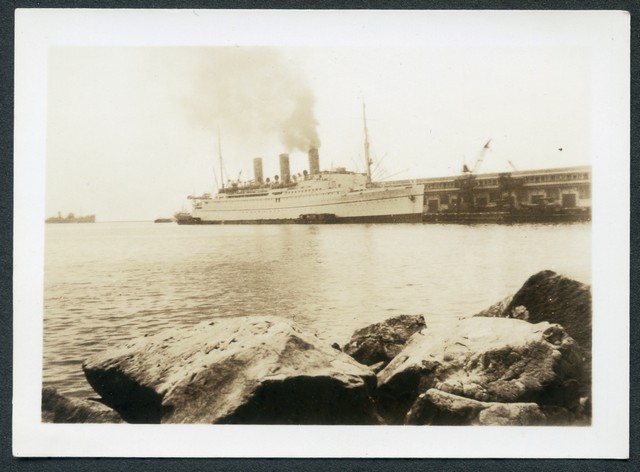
[376,317,584,424]
[343,314,426,368]
[41,386,124,423]
[83,316,378,424]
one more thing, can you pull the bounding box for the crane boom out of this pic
[472,139,491,174]
[217,126,224,190]
[362,101,373,184]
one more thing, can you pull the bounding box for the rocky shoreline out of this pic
[42,270,591,426]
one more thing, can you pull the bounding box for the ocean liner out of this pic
[177,109,424,225]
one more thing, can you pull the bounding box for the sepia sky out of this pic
[43,11,609,221]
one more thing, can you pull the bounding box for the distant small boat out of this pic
[174,211,199,225]
[46,212,95,224]
[154,218,174,223]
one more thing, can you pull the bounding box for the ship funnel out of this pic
[253,157,264,183]
[279,153,291,184]
[308,147,320,175]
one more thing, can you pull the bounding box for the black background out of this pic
[1,1,637,470]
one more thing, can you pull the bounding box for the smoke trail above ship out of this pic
[184,48,320,152]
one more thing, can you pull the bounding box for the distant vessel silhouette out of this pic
[46,212,95,224]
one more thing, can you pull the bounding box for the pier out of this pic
[386,165,591,223]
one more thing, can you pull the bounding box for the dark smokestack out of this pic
[279,153,291,184]
[253,157,264,183]
[308,148,320,175]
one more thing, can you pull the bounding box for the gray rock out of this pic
[406,388,546,426]
[473,294,514,318]
[83,316,378,424]
[343,314,426,367]
[369,361,387,374]
[474,270,591,353]
[376,317,585,424]
[406,388,487,425]
[477,403,547,426]
[474,270,592,404]
[41,387,124,423]
[540,405,578,426]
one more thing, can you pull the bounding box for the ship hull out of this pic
[184,183,425,225]
[177,212,422,225]
[45,215,95,224]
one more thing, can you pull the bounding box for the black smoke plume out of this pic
[184,48,320,151]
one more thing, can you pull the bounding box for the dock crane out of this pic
[474,139,492,173]
[456,139,492,212]
[362,101,373,184]
[463,139,492,175]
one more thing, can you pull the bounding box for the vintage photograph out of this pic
[13,9,629,457]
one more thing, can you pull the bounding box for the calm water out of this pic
[43,222,591,399]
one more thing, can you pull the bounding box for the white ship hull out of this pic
[185,173,425,224]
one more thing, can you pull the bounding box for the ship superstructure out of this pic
[176,102,424,225]
[179,147,424,224]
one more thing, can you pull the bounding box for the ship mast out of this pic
[362,101,373,184]
[217,126,224,191]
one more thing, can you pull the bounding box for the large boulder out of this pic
[474,270,591,353]
[376,317,585,424]
[474,295,515,319]
[474,270,592,410]
[41,387,124,423]
[343,314,426,368]
[405,388,547,426]
[82,316,378,424]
